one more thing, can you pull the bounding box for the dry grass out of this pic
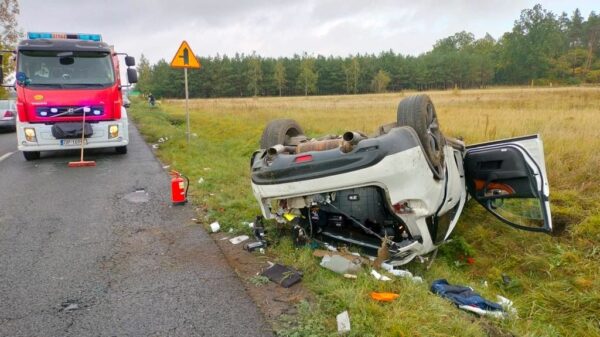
[131,87,600,337]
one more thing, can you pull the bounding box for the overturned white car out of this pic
[250,95,552,265]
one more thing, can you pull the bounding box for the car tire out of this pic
[259,119,304,149]
[397,94,445,177]
[23,151,40,161]
[115,146,127,154]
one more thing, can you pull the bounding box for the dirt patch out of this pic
[211,232,313,323]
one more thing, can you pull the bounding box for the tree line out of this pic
[137,4,600,98]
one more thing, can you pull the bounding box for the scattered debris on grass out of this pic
[336,310,351,334]
[370,269,391,282]
[209,221,220,233]
[229,235,249,244]
[381,262,424,283]
[261,263,302,288]
[244,240,266,252]
[320,255,361,275]
[370,292,400,302]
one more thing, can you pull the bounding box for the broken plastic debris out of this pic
[209,221,220,233]
[203,167,211,171]
[370,292,400,302]
[229,235,249,244]
[197,178,205,184]
[343,274,357,279]
[151,144,159,149]
[162,165,170,169]
[241,221,254,229]
[260,263,302,288]
[336,311,351,334]
[244,241,265,252]
[381,263,423,282]
[320,255,361,275]
[370,269,391,281]
[324,243,338,252]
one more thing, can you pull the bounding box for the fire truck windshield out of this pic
[17,50,115,88]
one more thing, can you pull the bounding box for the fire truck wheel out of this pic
[23,151,40,161]
[115,146,128,154]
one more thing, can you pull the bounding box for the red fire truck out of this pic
[0,32,138,160]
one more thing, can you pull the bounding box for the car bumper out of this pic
[0,118,16,128]
[17,120,128,152]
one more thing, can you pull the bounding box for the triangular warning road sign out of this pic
[170,41,201,69]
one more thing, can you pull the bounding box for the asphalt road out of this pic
[0,126,274,336]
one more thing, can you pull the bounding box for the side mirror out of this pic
[127,68,138,84]
[125,56,135,67]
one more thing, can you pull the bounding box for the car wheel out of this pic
[397,94,445,177]
[115,146,127,154]
[23,151,41,161]
[259,119,304,149]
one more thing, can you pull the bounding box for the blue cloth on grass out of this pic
[431,279,503,312]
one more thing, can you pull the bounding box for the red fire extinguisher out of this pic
[170,170,189,205]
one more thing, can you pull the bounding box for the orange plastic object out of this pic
[370,292,400,302]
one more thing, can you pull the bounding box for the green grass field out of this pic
[129,87,600,337]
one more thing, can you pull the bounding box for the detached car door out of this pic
[464,135,552,233]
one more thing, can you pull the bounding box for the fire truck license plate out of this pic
[60,139,87,146]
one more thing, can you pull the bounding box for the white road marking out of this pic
[0,151,15,163]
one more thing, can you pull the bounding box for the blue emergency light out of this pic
[27,32,102,42]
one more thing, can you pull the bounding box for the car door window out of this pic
[465,135,552,233]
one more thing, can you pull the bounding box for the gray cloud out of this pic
[18,0,598,63]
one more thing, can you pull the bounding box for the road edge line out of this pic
[0,151,15,163]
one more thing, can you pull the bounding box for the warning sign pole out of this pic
[170,41,201,144]
[184,68,190,143]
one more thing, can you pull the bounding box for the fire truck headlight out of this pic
[109,125,119,139]
[24,128,37,142]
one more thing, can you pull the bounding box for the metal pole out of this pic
[185,67,190,143]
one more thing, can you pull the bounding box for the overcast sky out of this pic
[19,0,598,63]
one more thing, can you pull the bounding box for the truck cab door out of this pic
[464,135,552,233]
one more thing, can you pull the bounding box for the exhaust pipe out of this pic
[267,144,295,157]
[341,131,366,153]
